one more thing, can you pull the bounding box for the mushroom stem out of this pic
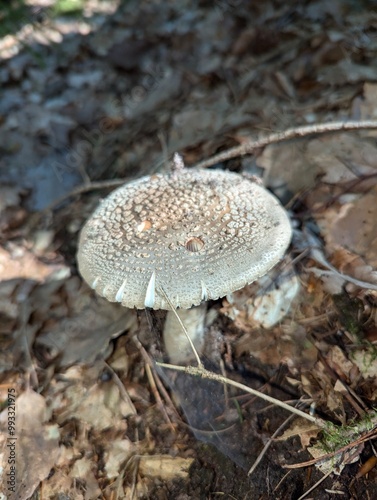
[163,304,207,364]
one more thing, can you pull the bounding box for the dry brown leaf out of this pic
[360,82,377,122]
[222,260,300,329]
[0,389,60,500]
[104,439,136,479]
[123,477,150,498]
[331,247,375,278]
[306,134,377,184]
[258,139,319,193]
[0,245,70,282]
[0,276,134,373]
[308,441,364,476]
[350,350,377,380]
[39,470,74,499]
[325,346,355,382]
[34,279,136,367]
[319,59,377,85]
[259,131,377,195]
[70,457,101,500]
[57,377,134,431]
[301,362,345,418]
[276,418,321,448]
[235,324,317,372]
[138,455,194,481]
[323,186,377,269]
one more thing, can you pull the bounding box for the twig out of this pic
[284,426,377,469]
[103,361,137,415]
[132,336,180,420]
[156,361,325,426]
[305,230,377,291]
[18,282,39,389]
[33,121,377,219]
[26,178,127,232]
[192,120,377,169]
[273,470,292,493]
[248,413,295,476]
[297,469,333,500]
[145,362,175,431]
[219,358,229,408]
[309,267,377,291]
[44,179,126,212]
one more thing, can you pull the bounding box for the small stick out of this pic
[145,363,175,431]
[103,361,137,415]
[156,361,325,426]
[27,178,126,231]
[284,426,377,469]
[248,413,295,476]
[31,120,377,224]
[192,120,377,169]
[297,469,333,500]
[132,336,180,420]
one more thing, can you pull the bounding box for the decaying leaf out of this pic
[104,439,136,479]
[70,457,101,500]
[35,290,136,367]
[325,345,356,382]
[0,245,69,282]
[320,186,377,269]
[225,268,300,330]
[275,418,321,448]
[0,389,60,500]
[307,412,377,475]
[55,368,135,431]
[138,455,194,481]
[351,349,377,380]
[360,82,377,122]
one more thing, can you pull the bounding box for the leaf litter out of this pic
[1,0,377,498]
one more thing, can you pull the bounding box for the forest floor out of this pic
[1,1,377,499]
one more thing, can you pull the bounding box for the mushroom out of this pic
[77,159,292,363]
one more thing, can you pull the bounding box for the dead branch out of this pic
[192,120,377,169]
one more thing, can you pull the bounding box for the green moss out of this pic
[332,294,364,337]
[0,0,85,38]
[320,411,377,453]
[52,0,85,17]
[0,1,30,37]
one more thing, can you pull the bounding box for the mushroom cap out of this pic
[77,168,292,310]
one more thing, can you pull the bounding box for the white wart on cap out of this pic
[77,168,292,310]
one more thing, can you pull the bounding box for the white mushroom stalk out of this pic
[163,305,207,364]
[77,160,292,362]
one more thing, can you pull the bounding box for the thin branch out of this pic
[27,178,127,231]
[305,230,377,291]
[297,469,333,500]
[156,361,324,426]
[132,335,180,420]
[192,120,377,169]
[145,362,175,431]
[103,361,137,415]
[284,426,377,469]
[44,178,125,212]
[31,120,377,229]
[248,413,295,476]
